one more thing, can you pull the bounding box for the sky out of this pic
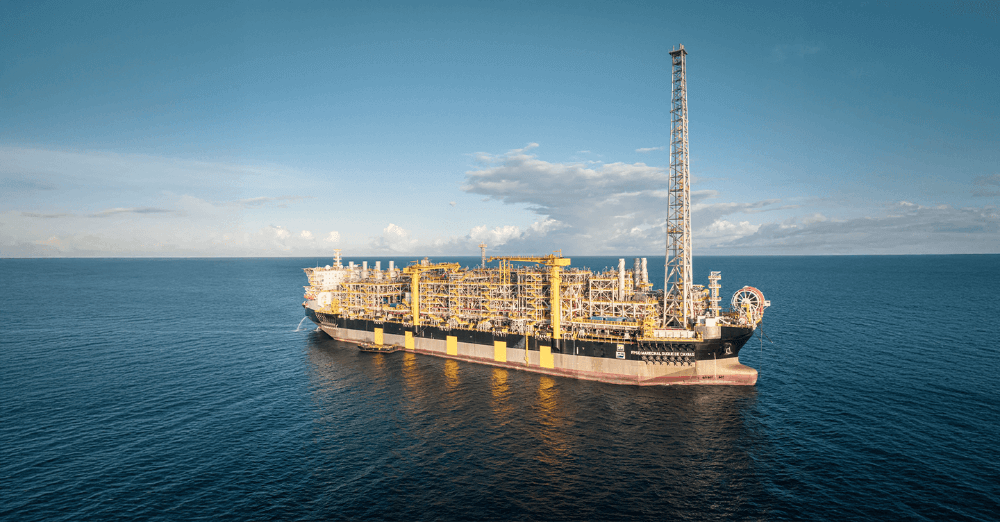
[2,0,998,257]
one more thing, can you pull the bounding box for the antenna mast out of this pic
[663,44,693,327]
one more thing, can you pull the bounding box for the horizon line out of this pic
[3,253,999,260]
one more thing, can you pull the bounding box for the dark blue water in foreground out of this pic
[2,255,998,521]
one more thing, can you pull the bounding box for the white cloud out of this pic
[708,220,752,233]
[0,146,335,256]
[425,223,537,254]
[529,218,568,235]
[368,223,418,253]
[5,144,995,257]
[271,226,291,240]
[702,219,761,243]
[461,144,781,253]
[0,208,340,256]
[470,224,522,245]
[711,203,1000,254]
[635,146,665,153]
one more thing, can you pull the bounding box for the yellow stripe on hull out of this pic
[493,341,507,363]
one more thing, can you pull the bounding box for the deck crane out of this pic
[488,254,572,349]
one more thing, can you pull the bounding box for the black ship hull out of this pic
[304,305,758,385]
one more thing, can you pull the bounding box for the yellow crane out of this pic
[401,261,461,326]
[487,254,571,345]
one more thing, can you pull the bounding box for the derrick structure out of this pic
[663,44,693,328]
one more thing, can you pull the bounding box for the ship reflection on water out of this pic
[534,375,572,471]
[303,331,769,519]
[490,368,511,418]
[443,359,460,391]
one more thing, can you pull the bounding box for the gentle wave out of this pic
[1,256,997,521]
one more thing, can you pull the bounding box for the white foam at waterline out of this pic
[294,317,309,332]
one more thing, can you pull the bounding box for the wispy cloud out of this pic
[0,146,310,203]
[713,202,1000,254]
[89,207,173,218]
[745,204,801,214]
[692,198,783,228]
[1,177,57,191]
[771,43,823,62]
[235,195,312,208]
[21,211,71,218]
[635,146,664,153]
[973,174,1000,198]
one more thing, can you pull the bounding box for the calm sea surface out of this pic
[2,256,998,521]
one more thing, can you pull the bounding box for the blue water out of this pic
[1,256,997,521]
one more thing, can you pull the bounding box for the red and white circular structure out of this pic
[731,286,768,325]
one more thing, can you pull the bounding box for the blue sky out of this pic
[2,0,997,256]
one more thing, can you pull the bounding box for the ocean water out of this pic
[1,255,997,521]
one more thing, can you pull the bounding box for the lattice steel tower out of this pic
[663,44,693,327]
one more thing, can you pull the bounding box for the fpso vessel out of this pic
[303,254,768,385]
[301,44,771,385]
